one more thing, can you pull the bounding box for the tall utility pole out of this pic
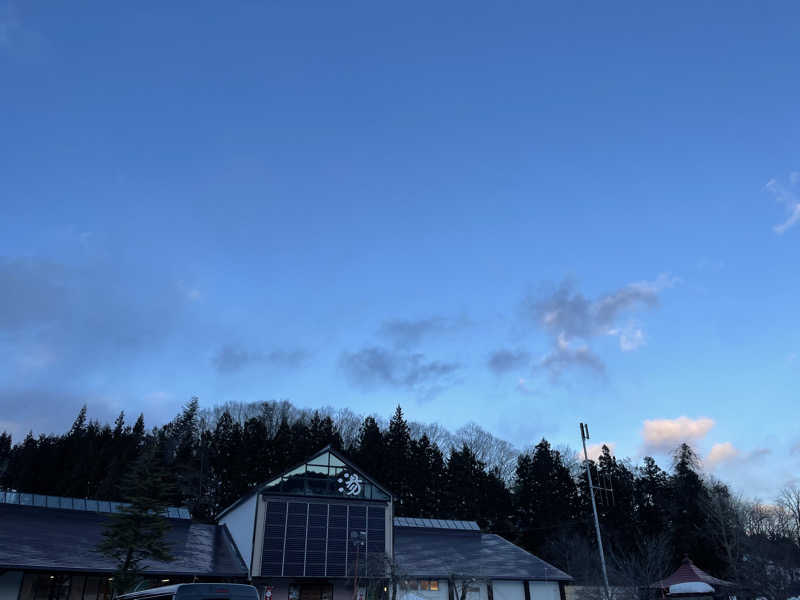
[580,422,610,600]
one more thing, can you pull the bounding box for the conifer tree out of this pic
[513,439,578,554]
[98,445,175,594]
[0,431,11,485]
[670,443,716,569]
[288,419,311,464]
[385,406,412,501]
[634,456,670,538]
[209,411,244,512]
[353,416,385,482]
[242,416,272,488]
[270,417,293,474]
[405,434,445,517]
[308,412,342,450]
[595,446,636,551]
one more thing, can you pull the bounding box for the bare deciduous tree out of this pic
[409,421,454,449]
[607,534,672,600]
[777,484,800,544]
[702,480,744,582]
[453,422,518,482]
[448,575,487,600]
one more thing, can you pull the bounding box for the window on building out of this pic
[83,577,113,600]
[404,581,438,592]
[30,574,71,600]
[260,451,390,501]
[419,581,439,592]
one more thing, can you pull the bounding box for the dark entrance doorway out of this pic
[299,584,332,600]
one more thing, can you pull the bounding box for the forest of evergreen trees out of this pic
[1,399,799,599]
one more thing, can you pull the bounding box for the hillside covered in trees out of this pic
[1,399,799,598]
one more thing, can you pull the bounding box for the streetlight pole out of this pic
[580,422,610,600]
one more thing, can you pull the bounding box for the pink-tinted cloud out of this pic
[641,416,715,451]
[706,442,739,468]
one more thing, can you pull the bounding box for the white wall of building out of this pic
[396,580,449,600]
[395,580,557,600]
[492,581,526,600]
[219,493,258,573]
[0,571,22,600]
[529,582,560,600]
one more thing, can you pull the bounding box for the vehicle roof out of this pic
[118,583,258,600]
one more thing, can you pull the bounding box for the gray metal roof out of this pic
[394,527,572,581]
[394,516,480,531]
[0,490,191,519]
[0,503,247,577]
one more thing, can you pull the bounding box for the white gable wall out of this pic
[219,493,258,573]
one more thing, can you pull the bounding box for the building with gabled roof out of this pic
[217,446,571,600]
[653,556,733,598]
[0,446,571,600]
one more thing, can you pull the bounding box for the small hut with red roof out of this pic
[654,556,734,599]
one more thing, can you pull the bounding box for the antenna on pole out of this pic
[580,422,611,600]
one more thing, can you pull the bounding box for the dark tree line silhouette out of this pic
[1,399,799,597]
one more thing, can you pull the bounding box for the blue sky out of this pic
[1,1,798,498]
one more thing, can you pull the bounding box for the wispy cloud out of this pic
[641,416,715,452]
[212,344,308,373]
[524,274,676,377]
[515,378,538,396]
[766,172,800,234]
[608,323,646,352]
[487,349,531,375]
[706,442,771,469]
[339,346,460,401]
[538,333,605,381]
[378,316,468,348]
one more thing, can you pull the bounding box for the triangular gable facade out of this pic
[218,446,391,520]
[259,445,392,502]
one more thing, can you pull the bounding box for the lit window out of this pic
[419,581,439,592]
